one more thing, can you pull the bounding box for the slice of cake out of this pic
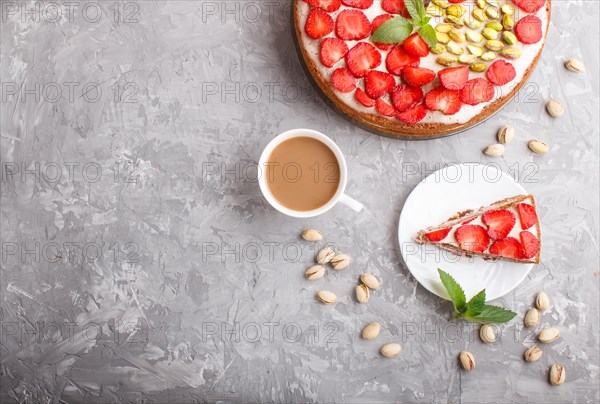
[415,194,540,263]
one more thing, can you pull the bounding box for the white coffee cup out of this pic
[258,128,364,218]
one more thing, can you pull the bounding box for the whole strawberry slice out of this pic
[455,224,490,253]
[489,237,524,259]
[438,66,470,90]
[336,9,371,40]
[355,88,376,107]
[381,0,410,18]
[513,0,546,13]
[519,231,540,259]
[482,209,516,240]
[515,15,543,45]
[305,8,334,39]
[320,37,349,68]
[386,46,420,76]
[403,33,429,58]
[307,0,342,12]
[459,78,495,106]
[396,103,427,124]
[372,14,395,51]
[331,68,356,93]
[486,60,517,86]
[375,98,397,117]
[346,42,381,77]
[425,88,462,115]
[341,0,373,9]
[425,227,451,242]
[365,70,396,99]
[403,66,436,87]
[516,203,538,230]
[391,84,423,112]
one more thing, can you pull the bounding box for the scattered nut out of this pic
[565,58,584,73]
[459,351,475,371]
[497,125,514,144]
[356,284,369,304]
[380,343,402,358]
[305,265,325,280]
[479,324,496,344]
[484,143,505,157]
[316,247,335,265]
[528,139,549,155]
[536,291,550,311]
[331,253,350,270]
[524,346,543,362]
[524,307,541,328]
[360,273,380,289]
[546,99,564,118]
[316,290,336,304]
[302,229,323,241]
[361,322,381,340]
[538,327,560,344]
[550,364,566,386]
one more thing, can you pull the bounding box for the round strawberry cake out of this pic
[293,0,551,138]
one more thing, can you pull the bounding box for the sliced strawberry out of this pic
[335,9,371,40]
[482,209,516,240]
[372,14,395,50]
[519,231,540,259]
[403,66,436,87]
[486,60,517,86]
[375,98,397,117]
[345,42,381,78]
[331,68,356,93]
[381,0,410,18]
[516,203,538,230]
[489,237,524,259]
[513,0,546,13]
[425,88,462,115]
[320,37,349,68]
[355,88,376,107]
[447,0,466,3]
[305,8,334,39]
[391,84,423,112]
[396,103,427,124]
[462,218,475,225]
[515,15,543,45]
[438,66,470,91]
[307,0,342,12]
[341,0,373,9]
[459,78,495,106]
[365,70,396,99]
[425,227,451,242]
[455,224,490,253]
[403,33,429,58]
[386,46,420,75]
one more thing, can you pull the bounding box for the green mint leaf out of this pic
[463,305,517,324]
[423,16,431,24]
[370,17,414,44]
[437,269,466,313]
[417,24,437,48]
[405,0,426,24]
[465,289,486,316]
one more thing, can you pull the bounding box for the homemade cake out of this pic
[293,0,551,138]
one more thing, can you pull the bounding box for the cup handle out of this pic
[339,193,364,212]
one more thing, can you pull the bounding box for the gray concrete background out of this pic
[1,0,598,403]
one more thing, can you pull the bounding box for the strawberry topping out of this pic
[513,0,546,13]
[486,60,517,86]
[391,84,423,112]
[438,66,470,90]
[335,9,371,40]
[519,231,540,259]
[319,37,349,68]
[375,98,397,116]
[447,0,466,3]
[516,203,538,230]
[425,88,462,115]
[489,237,524,259]
[459,78,495,106]
[354,88,376,107]
[364,70,396,99]
[454,224,490,253]
[403,66,436,87]
[425,227,451,242]
[482,209,516,240]
[386,46,420,76]
[345,42,381,77]
[305,8,334,39]
[331,67,356,93]
[381,0,410,18]
[515,15,543,45]
[306,0,342,12]
[403,33,430,57]
[396,103,427,124]
[372,14,395,50]
[341,0,373,9]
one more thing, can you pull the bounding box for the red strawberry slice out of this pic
[391,84,423,112]
[305,8,334,39]
[438,66,470,90]
[482,209,516,240]
[375,98,397,117]
[307,0,342,12]
[486,60,517,86]
[455,224,490,253]
[489,237,524,259]
[372,14,395,50]
[335,9,371,40]
[515,15,543,45]
[462,218,475,225]
[381,0,410,18]
[386,46,420,75]
[425,227,451,242]
[519,231,540,259]
[403,33,430,57]
[516,203,538,230]
[355,88,376,107]
[346,42,381,77]
[403,66,436,87]
[341,0,373,9]
[459,78,495,106]
[365,70,396,99]
[447,0,466,3]
[425,88,462,115]
[331,68,356,93]
[396,103,427,124]
[513,0,546,13]
[320,37,349,68]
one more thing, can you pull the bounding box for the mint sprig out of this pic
[370,0,437,47]
[437,269,517,324]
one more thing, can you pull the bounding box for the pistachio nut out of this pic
[470,62,487,72]
[302,229,323,241]
[565,58,585,73]
[445,15,464,27]
[487,0,500,6]
[306,265,325,280]
[464,19,482,29]
[538,328,560,344]
[449,29,466,43]
[432,0,449,9]
[466,30,484,42]
[316,247,335,265]
[459,54,478,64]
[536,291,550,311]
[426,4,445,17]
[479,325,496,343]
[472,9,487,22]
[497,124,514,144]
[524,307,541,328]
[502,31,517,45]
[524,346,543,362]
[356,284,370,304]
[476,0,486,9]
[486,21,503,31]
[481,51,496,61]
[484,143,504,157]
[436,32,451,44]
[437,55,458,66]
[447,5,466,18]
[502,14,515,30]
[501,4,515,15]
[486,40,504,51]
[468,44,484,56]
[361,322,381,340]
[331,253,350,270]
[431,44,447,54]
[529,139,549,155]
[316,290,336,304]
[550,364,566,386]
[482,28,499,40]
[360,273,380,289]
[447,42,465,55]
[501,48,521,59]
[435,23,453,33]
[459,351,475,371]
[380,343,402,358]
[485,7,500,19]
[546,99,565,118]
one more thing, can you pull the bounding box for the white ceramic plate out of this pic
[398,163,534,302]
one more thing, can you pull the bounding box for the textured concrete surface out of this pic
[1,1,599,403]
